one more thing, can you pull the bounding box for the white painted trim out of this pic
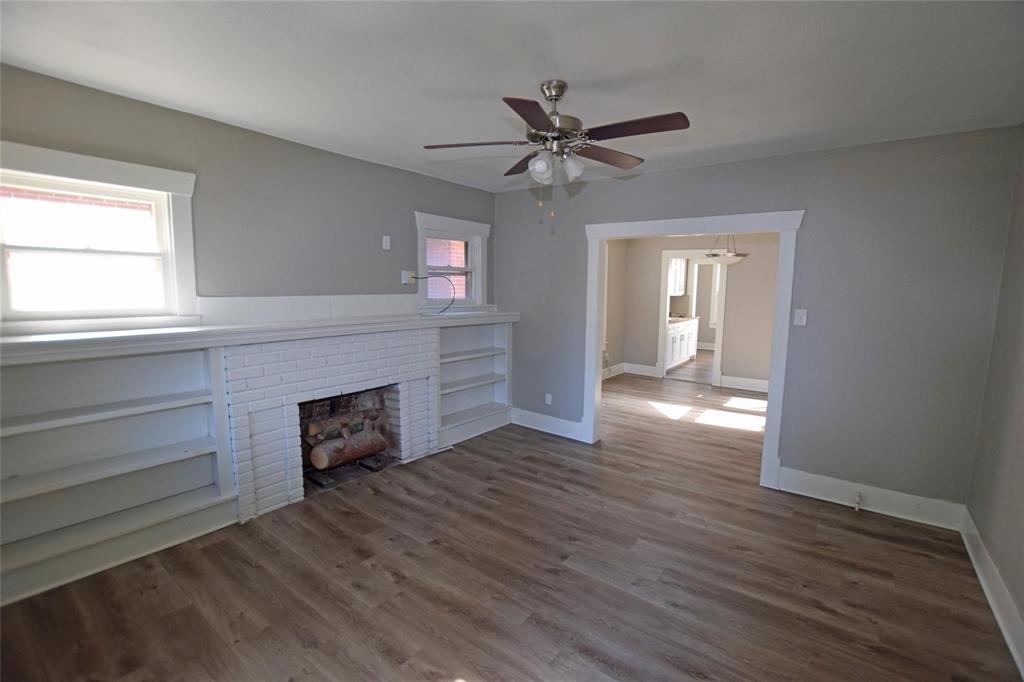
[584,210,804,486]
[603,363,625,379]
[582,238,605,443]
[778,467,966,530]
[961,512,1024,675]
[760,229,797,487]
[586,210,805,241]
[413,211,491,238]
[697,342,716,351]
[719,375,769,393]
[623,363,661,377]
[168,194,198,316]
[511,408,593,443]
[1,142,196,196]
[414,211,490,310]
[711,263,728,386]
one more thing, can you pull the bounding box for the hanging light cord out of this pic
[410,274,457,314]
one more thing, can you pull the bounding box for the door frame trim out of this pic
[584,210,804,489]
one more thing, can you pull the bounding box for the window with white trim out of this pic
[415,212,489,310]
[1,171,174,318]
[0,142,198,333]
[424,236,472,302]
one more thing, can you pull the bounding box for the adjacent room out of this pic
[1,2,1022,680]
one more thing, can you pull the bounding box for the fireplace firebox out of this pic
[298,386,395,487]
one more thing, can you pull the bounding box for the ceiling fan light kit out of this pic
[528,150,555,184]
[424,79,690,185]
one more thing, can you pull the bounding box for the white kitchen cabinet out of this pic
[664,318,699,370]
[667,258,687,296]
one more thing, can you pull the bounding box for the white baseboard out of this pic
[602,363,625,380]
[697,341,716,351]
[623,363,660,377]
[961,512,1024,675]
[720,375,769,393]
[511,408,595,443]
[778,466,966,530]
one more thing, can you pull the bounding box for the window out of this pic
[1,142,197,332]
[415,212,489,310]
[424,236,471,301]
[1,171,172,318]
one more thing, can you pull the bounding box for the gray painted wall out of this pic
[604,240,627,367]
[621,233,778,379]
[967,149,1023,611]
[0,66,494,298]
[494,126,1021,501]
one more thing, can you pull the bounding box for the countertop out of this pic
[667,316,699,327]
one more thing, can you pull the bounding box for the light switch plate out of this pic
[793,308,808,326]
[382,235,391,250]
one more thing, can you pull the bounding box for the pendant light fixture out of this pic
[705,234,749,265]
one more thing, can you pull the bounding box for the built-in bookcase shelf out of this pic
[0,390,213,437]
[0,349,236,604]
[438,323,511,448]
[440,347,506,364]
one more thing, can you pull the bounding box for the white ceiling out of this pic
[2,2,1022,192]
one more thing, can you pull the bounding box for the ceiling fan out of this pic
[424,79,690,183]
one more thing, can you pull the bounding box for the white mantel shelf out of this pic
[0,310,520,366]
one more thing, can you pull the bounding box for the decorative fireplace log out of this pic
[309,429,388,470]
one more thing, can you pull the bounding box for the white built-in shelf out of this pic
[0,390,213,437]
[2,484,235,572]
[440,347,507,364]
[1,437,218,504]
[440,373,507,396]
[441,402,509,430]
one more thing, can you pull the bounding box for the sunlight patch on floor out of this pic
[648,400,693,420]
[695,408,766,431]
[724,396,768,412]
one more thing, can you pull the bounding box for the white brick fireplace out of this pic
[224,328,440,519]
[0,310,516,602]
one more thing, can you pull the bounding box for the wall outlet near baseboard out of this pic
[544,393,552,406]
[401,270,416,285]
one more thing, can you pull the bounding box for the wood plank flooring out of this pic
[666,349,715,384]
[2,375,1018,681]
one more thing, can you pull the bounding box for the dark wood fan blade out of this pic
[504,151,539,176]
[502,97,555,133]
[574,144,643,169]
[424,141,528,149]
[585,112,690,141]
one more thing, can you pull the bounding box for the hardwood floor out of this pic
[2,376,1017,681]
[666,349,715,384]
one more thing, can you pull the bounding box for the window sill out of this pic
[1,315,202,337]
